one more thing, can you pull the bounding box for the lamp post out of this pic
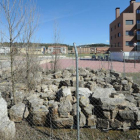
[134,43,137,68]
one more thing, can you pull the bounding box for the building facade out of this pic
[110,0,140,52]
[72,47,110,54]
[47,45,68,54]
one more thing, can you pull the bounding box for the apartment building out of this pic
[47,45,68,54]
[110,0,140,52]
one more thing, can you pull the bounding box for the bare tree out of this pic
[51,20,61,73]
[0,0,39,104]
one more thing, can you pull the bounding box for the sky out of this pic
[35,0,140,45]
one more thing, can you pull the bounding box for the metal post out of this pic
[73,43,80,140]
[80,47,81,60]
[134,43,137,68]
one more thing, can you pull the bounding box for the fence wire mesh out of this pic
[1,44,140,140]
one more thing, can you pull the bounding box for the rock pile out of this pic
[0,93,15,140]
[7,68,140,131]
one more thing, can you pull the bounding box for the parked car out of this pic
[92,55,96,60]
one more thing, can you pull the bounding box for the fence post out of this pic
[73,43,80,140]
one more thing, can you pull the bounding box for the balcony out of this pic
[137,34,140,40]
[137,23,140,29]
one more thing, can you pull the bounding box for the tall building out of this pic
[110,0,140,52]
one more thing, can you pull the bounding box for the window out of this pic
[126,31,133,36]
[118,23,121,27]
[126,41,133,46]
[137,20,140,24]
[111,28,113,31]
[118,32,121,37]
[137,42,140,45]
[137,31,140,35]
[137,9,140,14]
[118,42,120,47]
[126,20,133,25]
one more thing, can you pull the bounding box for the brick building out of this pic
[47,45,68,54]
[110,0,140,52]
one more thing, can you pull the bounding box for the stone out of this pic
[15,90,25,104]
[92,87,113,99]
[97,118,109,129]
[121,80,128,85]
[123,85,130,91]
[80,112,86,127]
[125,94,135,102]
[113,84,122,91]
[87,115,96,127]
[41,85,48,92]
[83,104,94,117]
[48,100,55,107]
[35,85,41,92]
[53,115,73,128]
[54,71,62,79]
[0,93,15,140]
[30,105,49,125]
[105,77,112,83]
[103,111,111,119]
[122,121,131,131]
[48,85,58,92]
[78,88,92,97]
[9,102,29,122]
[62,87,72,97]
[111,109,118,119]
[79,81,84,87]
[27,95,44,110]
[71,103,81,116]
[50,103,59,120]
[110,119,122,129]
[119,110,135,121]
[58,100,72,118]
[135,111,140,121]
[79,96,90,107]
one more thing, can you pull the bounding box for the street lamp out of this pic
[134,43,137,68]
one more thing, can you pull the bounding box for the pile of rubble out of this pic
[2,68,140,138]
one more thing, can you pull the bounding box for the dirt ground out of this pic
[14,121,140,140]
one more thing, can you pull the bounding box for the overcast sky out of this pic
[35,0,140,45]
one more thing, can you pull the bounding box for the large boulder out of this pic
[92,87,113,100]
[58,100,72,118]
[0,93,15,140]
[30,105,49,126]
[53,115,73,128]
[78,88,92,97]
[9,102,29,122]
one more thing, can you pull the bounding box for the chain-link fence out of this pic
[1,43,140,140]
